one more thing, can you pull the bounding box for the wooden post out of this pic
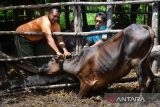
[65,5,70,31]
[73,0,83,55]
[0,45,8,81]
[107,0,113,29]
[81,1,88,31]
[151,2,159,74]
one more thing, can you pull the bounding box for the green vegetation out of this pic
[60,13,66,31]
[86,13,96,25]
[0,1,159,31]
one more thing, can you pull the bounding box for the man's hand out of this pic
[63,50,71,57]
[56,51,64,59]
[58,42,71,57]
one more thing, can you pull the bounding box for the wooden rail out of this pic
[0,0,159,10]
[0,0,159,85]
[0,30,122,37]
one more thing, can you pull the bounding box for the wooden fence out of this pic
[0,0,159,74]
[0,0,160,10]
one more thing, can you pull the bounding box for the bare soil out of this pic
[0,71,160,107]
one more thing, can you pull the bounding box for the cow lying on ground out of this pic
[39,24,155,98]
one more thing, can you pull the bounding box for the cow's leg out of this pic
[136,59,154,93]
[136,63,145,92]
[141,59,154,92]
[78,80,92,98]
[135,59,155,106]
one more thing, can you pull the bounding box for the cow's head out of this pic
[38,57,62,75]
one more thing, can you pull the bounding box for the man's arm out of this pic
[54,23,71,56]
[91,39,104,47]
[41,22,62,55]
[91,34,107,47]
[46,34,62,55]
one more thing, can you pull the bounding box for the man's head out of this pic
[95,12,107,29]
[48,8,60,24]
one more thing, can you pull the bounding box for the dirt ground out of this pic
[0,71,160,107]
[0,82,138,107]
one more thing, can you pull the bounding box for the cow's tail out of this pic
[136,25,156,89]
[138,25,155,64]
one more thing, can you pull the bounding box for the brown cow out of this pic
[39,24,155,98]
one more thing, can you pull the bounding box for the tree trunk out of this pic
[147,4,152,26]
[65,4,70,30]
[130,4,140,24]
[81,0,88,31]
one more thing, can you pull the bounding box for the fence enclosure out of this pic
[0,0,159,76]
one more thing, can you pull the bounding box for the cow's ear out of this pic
[47,62,60,75]
[50,57,56,62]
[52,57,61,63]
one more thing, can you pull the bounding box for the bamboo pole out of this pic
[107,0,113,29]
[0,50,55,62]
[62,9,159,14]
[0,30,122,36]
[4,83,79,94]
[27,83,79,90]
[4,77,138,93]
[151,2,159,74]
[0,54,57,62]
[73,0,83,55]
[0,44,160,62]
[0,1,159,10]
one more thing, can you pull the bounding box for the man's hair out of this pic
[48,8,60,14]
[95,12,107,23]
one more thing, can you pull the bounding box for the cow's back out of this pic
[87,24,155,86]
[63,47,98,75]
[95,24,154,74]
[123,24,154,62]
[60,24,155,98]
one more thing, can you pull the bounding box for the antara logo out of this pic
[116,96,146,103]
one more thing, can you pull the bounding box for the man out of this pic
[85,12,110,47]
[15,8,71,66]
